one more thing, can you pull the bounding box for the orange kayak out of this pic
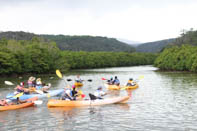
[104,84,121,90]
[0,97,37,111]
[0,102,34,111]
[47,96,130,107]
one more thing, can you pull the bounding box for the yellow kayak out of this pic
[47,96,130,107]
[74,82,83,87]
[104,84,121,90]
[122,84,139,90]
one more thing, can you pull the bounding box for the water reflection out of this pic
[1,66,197,130]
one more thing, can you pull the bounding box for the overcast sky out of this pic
[0,0,197,42]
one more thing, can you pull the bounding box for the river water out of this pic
[1,65,197,131]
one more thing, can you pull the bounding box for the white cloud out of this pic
[0,0,197,42]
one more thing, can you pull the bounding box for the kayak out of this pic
[0,103,34,111]
[122,84,139,90]
[47,96,130,107]
[0,97,37,111]
[6,89,64,101]
[104,84,121,90]
[74,82,83,87]
[105,83,139,90]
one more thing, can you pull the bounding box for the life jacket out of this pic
[128,80,133,83]
[16,85,24,92]
[27,80,34,87]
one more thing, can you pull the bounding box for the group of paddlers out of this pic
[60,75,107,101]
[14,76,51,95]
[107,76,136,86]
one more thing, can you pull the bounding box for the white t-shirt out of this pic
[94,90,105,97]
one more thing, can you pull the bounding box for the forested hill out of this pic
[41,35,135,52]
[0,31,37,41]
[0,31,135,52]
[135,38,175,53]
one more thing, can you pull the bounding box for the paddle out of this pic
[56,69,68,85]
[34,100,43,105]
[66,79,92,82]
[5,80,46,97]
[4,81,15,85]
[13,92,24,98]
[25,97,43,105]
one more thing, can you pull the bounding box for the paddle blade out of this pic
[87,79,92,82]
[101,78,106,80]
[35,90,44,94]
[34,100,43,105]
[139,75,144,80]
[56,69,63,79]
[67,79,72,81]
[120,87,127,90]
[4,81,14,85]
[13,92,24,98]
[81,94,85,98]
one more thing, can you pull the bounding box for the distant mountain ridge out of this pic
[41,35,135,52]
[117,38,141,47]
[135,38,175,53]
[0,31,135,52]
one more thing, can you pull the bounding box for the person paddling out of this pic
[126,78,135,86]
[75,75,83,83]
[35,78,43,90]
[27,76,36,88]
[14,82,25,94]
[71,85,78,100]
[0,99,9,106]
[42,83,51,93]
[94,86,106,99]
[60,86,74,100]
[107,77,113,85]
[113,76,120,86]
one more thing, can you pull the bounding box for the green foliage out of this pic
[0,38,70,74]
[154,45,197,72]
[174,29,197,46]
[41,35,135,52]
[62,51,158,69]
[0,32,157,75]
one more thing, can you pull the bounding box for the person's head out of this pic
[20,82,24,86]
[129,78,133,81]
[97,86,102,90]
[115,76,117,79]
[72,85,76,90]
[77,75,80,78]
[1,99,6,103]
[36,78,41,82]
[110,77,113,80]
[47,83,51,87]
[29,76,36,81]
